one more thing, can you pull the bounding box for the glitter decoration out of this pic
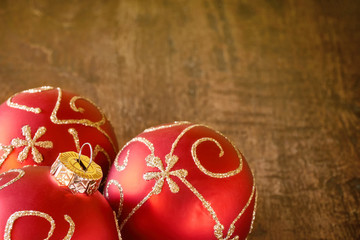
[249,178,258,233]
[63,215,75,240]
[3,211,75,240]
[114,137,154,172]
[0,169,25,190]
[6,86,54,114]
[191,137,242,178]
[50,87,116,152]
[143,154,188,194]
[105,180,124,217]
[0,145,13,168]
[69,96,86,113]
[223,184,256,240]
[11,125,53,163]
[113,211,122,240]
[4,210,55,240]
[114,150,129,172]
[143,121,190,133]
[68,128,81,151]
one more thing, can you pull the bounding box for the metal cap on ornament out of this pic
[50,143,103,195]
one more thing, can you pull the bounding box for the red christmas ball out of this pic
[0,86,118,180]
[105,122,257,240]
[0,166,121,239]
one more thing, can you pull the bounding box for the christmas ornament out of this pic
[105,122,257,240]
[0,86,118,182]
[0,144,121,239]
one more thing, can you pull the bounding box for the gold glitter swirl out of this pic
[113,211,122,240]
[114,137,155,172]
[169,124,199,156]
[223,183,256,240]
[177,176,223,236]
[114,150,129,172]
[0,169,25,190]
[248,170,257,234]
[6,86,54,114]
[4,210,55,240]
[143,121,190,133]
[50,87,117,152]
[249,189,258,234]
[63,215,75,240]
[105,180,125,217]
[0,144,13,168]
[119,189,155,231]
[50,88,105,127]
[69,96,86,113]
[191,137,242,178]
[11,125,53,163]
[68,128,80,152]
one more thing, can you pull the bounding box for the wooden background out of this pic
[0,0,359,239]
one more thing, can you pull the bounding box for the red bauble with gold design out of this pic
[0,166,121,239]
[0,86,118,180]
[105,122,257,240]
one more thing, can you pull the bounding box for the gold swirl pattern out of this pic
[113,211,122,240]
[4,211,55,240]
[249,187,258,233]
[143,121,190,133]
[50,88,116,152]
[114,150,129,172]
[69,96,86,113]
[0,145,13,168]
[4,211,75,240]
[50,88,105,127]
[105,180,125,217]
[114,137,154,172]
[191,137,242,178]
[68,128,80,151]
[6,86,54,114]
[112,137,156,230]
[0,169,25,191]
[63,215,75,240]
[119,188,154,231]
[115,124,256,239]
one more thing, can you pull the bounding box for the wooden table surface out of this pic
[0,1,359,239]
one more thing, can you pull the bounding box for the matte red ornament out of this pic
[0,86,118,181]
[0,166,121,239]
[105,122,257,240]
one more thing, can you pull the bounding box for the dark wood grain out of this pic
[0,0,359,239]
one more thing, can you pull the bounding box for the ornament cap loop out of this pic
[50,143,103,195]
[78,143,93,171]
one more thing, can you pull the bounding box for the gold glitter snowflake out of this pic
[11,125,53,163]
[143,154,188,194]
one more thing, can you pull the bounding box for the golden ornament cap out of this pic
[50,143,103,195]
